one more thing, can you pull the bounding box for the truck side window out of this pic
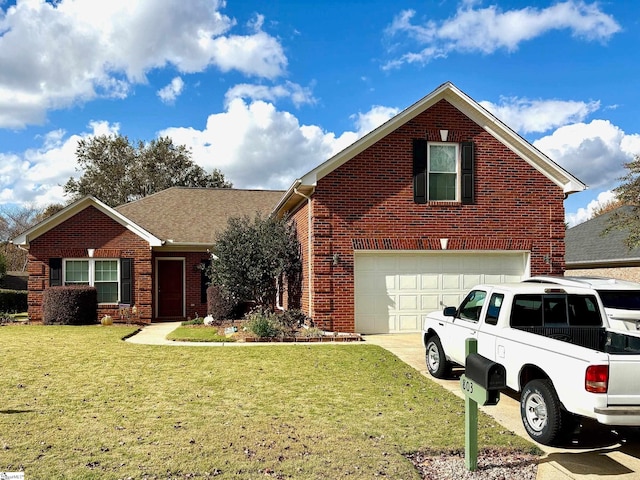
[486,293,504,326]
[511,295,543,327]
[568,295,602,326]
[458,290,486,322]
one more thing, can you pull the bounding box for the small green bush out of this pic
[280,309,313,329]
[0,289,27,313]
[43,286,98,325]
[245,309,282,338]
[182,317,204,326]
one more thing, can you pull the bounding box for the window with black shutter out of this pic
[412,139,475,204]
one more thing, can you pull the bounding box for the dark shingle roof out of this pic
[115,187,285,245]
[566,206,640,266]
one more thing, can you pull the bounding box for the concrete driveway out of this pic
[363,333,640,480]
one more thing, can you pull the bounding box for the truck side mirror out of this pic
[443,306,457,317]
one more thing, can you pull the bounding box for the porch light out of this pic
[440,129,449,142]
[332,253,340,266]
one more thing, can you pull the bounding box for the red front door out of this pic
[157,259,184,318]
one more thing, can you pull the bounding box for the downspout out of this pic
[293,187,313,319]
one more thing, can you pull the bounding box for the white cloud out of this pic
[384,1,621,69]
[0,121,120,207]
[566,190,616,227]
[351,105,400,136]
[160,100,399,190]
[534,119,635,190]
[0,0,286,128]
[480,97,600,134]
[224,81,316,108]
[157,77,185,104]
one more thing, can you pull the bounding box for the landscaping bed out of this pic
[171,319,362,343]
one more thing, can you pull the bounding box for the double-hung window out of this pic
[428,143,458,201]
[413,139,474,204]
[64,259,120,303]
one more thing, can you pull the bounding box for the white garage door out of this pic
[354,251,529,334]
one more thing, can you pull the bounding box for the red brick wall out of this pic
[290,200,311,314]
[27,206,153,323]
[303,99,566,332]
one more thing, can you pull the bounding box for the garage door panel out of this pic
[399,315,419,331]
[463,274,482,289]
[355,252,528,334]
[442,275,461,290]
[399,274,418,290]
[398,294,418,310]
[421,274,439,289]
[442,294,464,309]
[421,294,440,311]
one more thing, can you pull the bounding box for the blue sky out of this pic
[0,0,638,226]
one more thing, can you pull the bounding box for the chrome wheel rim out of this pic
[427,343,440,372]
[524,392,547,432]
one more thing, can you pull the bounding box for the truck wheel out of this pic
[425,336,451,378]
[520,379,563,445]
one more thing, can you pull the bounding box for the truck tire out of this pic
[425,335,451,378]
[520,379,563,445]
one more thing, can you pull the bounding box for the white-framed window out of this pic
[63,259,120,304]
[427,142,459,201]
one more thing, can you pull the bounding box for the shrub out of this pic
[0,289,27,313]
[43,286,98,325]
[206,285,236,323]
[182,317,204,326]
[280,309,313,329]
[245,309,282,338]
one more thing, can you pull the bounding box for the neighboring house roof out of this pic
[115,187,285,246]
[11,196,163,247]
[274,81,587,216]
[566,206,640,268]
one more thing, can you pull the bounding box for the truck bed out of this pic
[512,325,640,354]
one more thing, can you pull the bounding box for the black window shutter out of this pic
[413,138,428,204]
[120,258,133,305]
[49,258,62,286]
[461,141,475,205]
[200,259,211,304]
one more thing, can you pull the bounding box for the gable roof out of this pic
[274,81,587,215]
[115,187,285,246]
[11,196,163,247]
[566,206,640,267]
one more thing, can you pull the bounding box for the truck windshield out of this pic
[597,290,640,310]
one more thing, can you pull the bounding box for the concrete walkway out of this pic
[126,324,640,479]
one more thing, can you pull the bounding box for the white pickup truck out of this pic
[422,283,640,445]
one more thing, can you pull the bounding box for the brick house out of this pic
[273,82,586,333]
[12,188,284,324]
[13,82,586,332]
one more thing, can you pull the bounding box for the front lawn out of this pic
[0,326,536,479]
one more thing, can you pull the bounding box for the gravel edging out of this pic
[406,448,539,480]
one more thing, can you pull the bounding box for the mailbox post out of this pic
[460,338,506,471]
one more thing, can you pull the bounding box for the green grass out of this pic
[0,325,537,479]
[166,325,236,342]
